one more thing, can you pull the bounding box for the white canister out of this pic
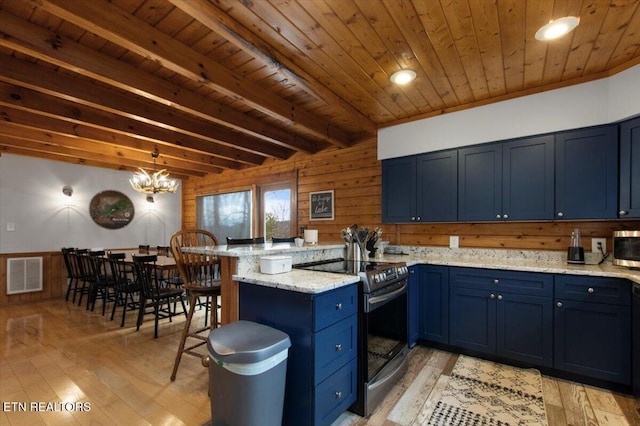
[304,229,318,245]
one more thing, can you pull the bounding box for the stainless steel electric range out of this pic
[294,258,410,417]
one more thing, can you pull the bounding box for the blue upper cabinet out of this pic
[459,135,554,221]
[555,125,618,219]
[382,150,457,223]
[416,151,458,222]
[619,117,640,218]
[382,156,417,223]
[502,136,555,220]
[458,143,502,221]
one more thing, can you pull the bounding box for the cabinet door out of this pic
[458,143,502,221]
[554,299,631,385]
[382,157,416,223]
[416,265,449,344]
[502,135,554,220]
[449,287,495,354]
[619,116,640,218]
[555,125,618,219]
[497,293,553,367]
[416,150,458,222]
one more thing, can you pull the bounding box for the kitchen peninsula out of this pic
[195,242,640,324]
[191,243,639,425]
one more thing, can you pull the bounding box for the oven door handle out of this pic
[367,281,407,310]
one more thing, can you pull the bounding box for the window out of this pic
[262,187,292,240]
[195,171,297,243]
[196,190,252,241]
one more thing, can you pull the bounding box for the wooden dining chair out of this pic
[225,236,265,245]
[108,252,141,327]
[271,236,296,243]
[133,254,187,338]
[169,228,221,381]
[61,247,77,302]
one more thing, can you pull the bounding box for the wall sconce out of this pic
[146,195,154,203]
[62,185,73,197]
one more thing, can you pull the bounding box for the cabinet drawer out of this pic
[314,357,357,426]
[451,267,552,297]
[314,285,357,331]
[555,275,631,305]
[314,315,357,384]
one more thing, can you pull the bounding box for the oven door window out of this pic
[365,290,407,382]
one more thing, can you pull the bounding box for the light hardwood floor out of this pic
[1,298,639,425]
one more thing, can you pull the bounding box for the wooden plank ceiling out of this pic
[0,0,639,179]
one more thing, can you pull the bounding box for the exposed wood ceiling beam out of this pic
[30,0,353,148]
[169,0,377,140]
[0,122,218,176]
[0,10,325,155]
[0,133,205,178]
[0,82,272,166]
[0,108,237,173]
[0,56,298,160]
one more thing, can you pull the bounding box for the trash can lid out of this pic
[207,320,291,364]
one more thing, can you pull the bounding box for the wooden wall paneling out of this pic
[0,252,67,307]
[181,139,640,254]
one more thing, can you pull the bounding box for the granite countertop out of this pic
[233,269,360,293]
[376,248,640,284]
[184,242,345,257]
[234,246,640,293]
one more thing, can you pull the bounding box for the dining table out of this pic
[110,248,178,270]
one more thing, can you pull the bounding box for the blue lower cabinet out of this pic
[497,293,553,367]
[449,287,496,353]
[449,268,553,368]
[314,358,357,426]
[416,265,449,344]
[239,282,358,426]
[554,275,631,385]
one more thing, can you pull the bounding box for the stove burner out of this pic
[293,258,408,293]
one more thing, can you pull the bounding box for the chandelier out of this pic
[130,150,179,194]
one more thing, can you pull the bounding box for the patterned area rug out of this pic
[424,355,548,426]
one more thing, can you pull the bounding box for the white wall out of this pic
[0,154,182,253]
[378,64,640,159]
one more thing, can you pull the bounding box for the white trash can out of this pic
[207,320,291,426]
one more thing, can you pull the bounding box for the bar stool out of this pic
[169,229,221,381]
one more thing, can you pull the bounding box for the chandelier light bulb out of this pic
[130,150,179,194]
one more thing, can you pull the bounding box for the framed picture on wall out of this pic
[309,190,334,220]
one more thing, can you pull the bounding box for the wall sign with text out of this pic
[309,190,334,220]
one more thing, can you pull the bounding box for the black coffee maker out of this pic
[567,228,585,264]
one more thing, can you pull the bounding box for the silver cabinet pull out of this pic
[557,301,563,308]
[503,214,509,219]
[416,216,421,221]
[335,344,342,352]
[489,293,495,299]
[411,216,416,221]
[497,294,503,300]
[335,391,342,400]
[496,214,502,219]
[493,279,499,285]
[619,210,628,216]
[587,287,595,294]
[557,212,564,217]
[335,303,343,310]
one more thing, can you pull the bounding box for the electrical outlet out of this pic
[591,238,607,253]
[450,235,459,249]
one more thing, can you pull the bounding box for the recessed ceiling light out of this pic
[535,16,580,41]
[390,69,417,85]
